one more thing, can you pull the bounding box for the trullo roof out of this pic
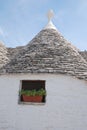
[0,10,87,80]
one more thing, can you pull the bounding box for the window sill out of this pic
[18,101,46,105]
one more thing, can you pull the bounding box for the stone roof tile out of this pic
[0,28,87,81]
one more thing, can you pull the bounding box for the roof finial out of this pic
[47,9,54,22]
[44,9,57,30]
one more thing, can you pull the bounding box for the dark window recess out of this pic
[20,80,46,103]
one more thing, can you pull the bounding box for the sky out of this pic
[0,0,87,50]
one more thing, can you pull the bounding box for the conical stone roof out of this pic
[0,28,87,80]
[0,11,87,80]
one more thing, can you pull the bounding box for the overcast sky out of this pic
[0,0,87,50]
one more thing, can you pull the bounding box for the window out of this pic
[19,80,46,104]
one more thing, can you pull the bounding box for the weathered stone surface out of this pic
[0,29,87,80]
[79,51,87,62]
[0,42,9,68]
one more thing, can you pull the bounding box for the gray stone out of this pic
[0,29,87,80]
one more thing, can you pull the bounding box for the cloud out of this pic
[0,27,4,37]
[0,27,8,38]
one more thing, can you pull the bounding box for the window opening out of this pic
[19,80,46,104]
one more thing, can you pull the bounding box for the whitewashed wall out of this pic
[0,74,87,130]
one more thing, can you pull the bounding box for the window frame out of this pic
[19,80,46,105]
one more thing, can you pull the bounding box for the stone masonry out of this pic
[0,28,87,80]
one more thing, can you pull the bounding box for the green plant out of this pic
[20,88,46,96]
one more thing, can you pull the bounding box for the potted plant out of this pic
[20,88,46,102]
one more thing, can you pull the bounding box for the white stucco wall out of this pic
[0,74,87,130]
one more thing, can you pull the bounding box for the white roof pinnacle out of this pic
[47,9,54,22]
[44,10,57,30]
